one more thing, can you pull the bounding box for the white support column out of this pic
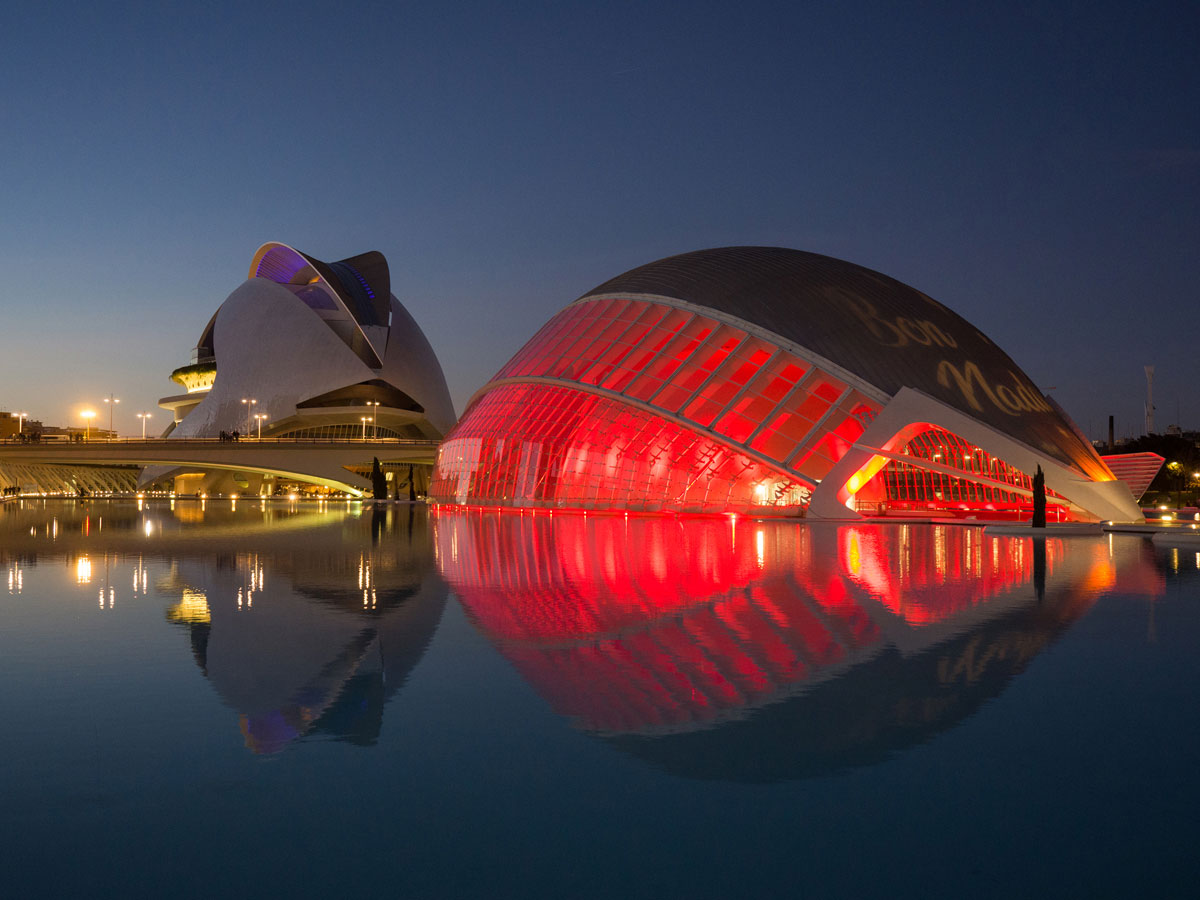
[807,387,1143,523]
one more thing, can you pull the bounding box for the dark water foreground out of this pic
[1,499,1196,898]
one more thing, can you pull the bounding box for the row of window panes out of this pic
[883,463,1025,505]
[901,427,1035,491]
[274,424,409,440]
[430,383,812,512]
[487,297,882,484]
[897,427,1069,501]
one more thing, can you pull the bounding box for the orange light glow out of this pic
[839,454,891,508]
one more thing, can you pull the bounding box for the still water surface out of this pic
[1,499,1196,898]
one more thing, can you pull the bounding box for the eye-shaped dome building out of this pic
[430,247,1139,522]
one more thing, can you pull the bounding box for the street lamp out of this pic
[137,412,152,439]
[241,398,257,435]
[360,416,370,441]
[369,400,380,440]
[16,412,27,435]
[81,410,96,441]
[254,413,267,439]
[103,394,119,440]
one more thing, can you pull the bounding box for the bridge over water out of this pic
[0,438,440,496]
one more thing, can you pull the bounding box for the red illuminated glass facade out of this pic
[430,382,812,513]
[433,296,883,513]
[432,248,1133,520]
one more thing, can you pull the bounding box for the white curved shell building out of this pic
[147,243,454,494]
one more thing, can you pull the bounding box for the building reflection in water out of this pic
[434,511,1164,781]
[0,502,448,756]
[163,509,446,755]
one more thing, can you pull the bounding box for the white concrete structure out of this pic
[808,387,1141,523]
[145,243,455,494]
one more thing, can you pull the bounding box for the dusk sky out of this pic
[2,0,1196,440]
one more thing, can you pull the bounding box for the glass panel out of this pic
[748,355,809,405]
[548,303,625,379]
[579,303,661,386]
[792,377,841,424]
[429,383,811,513]
[790,449,835,482]
[601,306,685,393]
[623,315,713,402]
[650,326,746,413]
[749,410,818,463]
[497,305,584,379]
[682,340,772,427]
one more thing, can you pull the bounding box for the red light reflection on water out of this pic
[829,526,1055,625]
[434,511,1157,734]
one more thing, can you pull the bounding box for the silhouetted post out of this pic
[1033,536,1046,603]
[408,464,417,503]
[371,457,388,501]
[1032,464,1046,528]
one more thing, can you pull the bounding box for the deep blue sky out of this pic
[2,0,1196,439]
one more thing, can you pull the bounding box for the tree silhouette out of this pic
[371,457,388,500]
[1032,464,1046,528]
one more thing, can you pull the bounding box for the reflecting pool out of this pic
[1,499,1197,897]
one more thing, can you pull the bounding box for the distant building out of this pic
[0,414,103,442]
[0,412,39,440]
[431,247,1140,522]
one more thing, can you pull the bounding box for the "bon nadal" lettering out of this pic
[936,360,1052,417]
[840,293,958,349]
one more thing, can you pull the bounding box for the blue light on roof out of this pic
[344,265,375,299]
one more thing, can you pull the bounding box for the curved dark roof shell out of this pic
[580,247,1104,478]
